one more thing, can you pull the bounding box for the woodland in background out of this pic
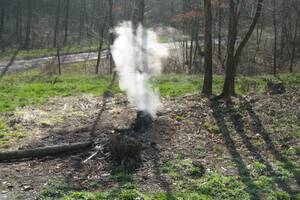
[0,0,300,97]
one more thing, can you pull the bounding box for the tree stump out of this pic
[266,81,286,95]
[107,131,144,165]
[134,111,153,132]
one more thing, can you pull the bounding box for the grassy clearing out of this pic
[1,65,299,113]
[38,155,296,200]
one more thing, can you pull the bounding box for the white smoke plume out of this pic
[111,21,169,118]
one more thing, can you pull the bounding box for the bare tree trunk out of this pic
[0,142,92,161]
[78,0,86,43]
[272,0,277,76]
[15,0,22,44]
[202,0,213,95]
[16,0,23,43]
[96,21,106,74]
[221,0,263,98]
[289,12,299,73]
[57,48,62,75]
[108,0,115,74]
[24,0,32,50]
[221,0,238,98]
[63,0,70,46]
[217,7,223,65]
[0,3,5,42]
[138,0,145,24]
[53,0,61,48]
[189,25,195,73]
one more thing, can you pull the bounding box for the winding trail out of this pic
[0,43,182,73]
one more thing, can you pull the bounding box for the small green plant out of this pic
[175,115,185,122]
[38,180,70,200]
[203,121,219,134]
[248,162,267,177]
[198,173,250,200]
[110,169,132,183]
[119,188,141,200]
[61,192,105,200]
[161,160,174,174]
[275,190,291,200]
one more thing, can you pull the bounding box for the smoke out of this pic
[111,21,169,118]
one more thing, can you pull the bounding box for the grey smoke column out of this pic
[111,22,169,118]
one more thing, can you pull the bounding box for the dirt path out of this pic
[0,43,181,73]
[0,50,108,73]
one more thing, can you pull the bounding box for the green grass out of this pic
[1,67,299,113]
[37,172,294,200]
[0,117,25,148]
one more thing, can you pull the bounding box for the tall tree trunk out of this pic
[221,0,238,98]
[202,0,213,95]
[57,48,62,75]
[108,0,114,74]
[138,0,145,24]
[272,0,277,76]
[78,0,86,42]
[221,0,263,98]
[15,0,22,43]
[53,0,61,48]
[217,7,223,65]
[95,21,107,74]
[0,3,5,42]
[289,12,299,73]
[63,0,70,46]
[24,0,32,50]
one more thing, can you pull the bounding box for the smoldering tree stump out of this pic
[266,81,286,94]
[134,111,154,132]
[107,132,144,165]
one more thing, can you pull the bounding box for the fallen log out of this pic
[0,142,93,161]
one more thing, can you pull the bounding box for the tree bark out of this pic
[202,0,213,95]
[108,0,115,74]
[0,142,92,161]
[15,0,22,43]
[217,7,223,65]
[78,0,86,42]
[57,47,62,75]
[0,3,5,42]
[220,0,238,98]
[221,0,263,98]
[272,0,277,76]
[24,0,32,50]
[63,0,70,46]
[53,0,61,48]
[138,0,145,24]
[96,21,107,74]
[289,12,299,73]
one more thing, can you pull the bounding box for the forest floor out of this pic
[0,85,299,199]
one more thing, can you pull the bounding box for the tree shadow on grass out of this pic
[0,48,20,80]
[150,146,176,200]
[226,101,297,196]
[209,99,260,200]
[241,98,300,187]
[89,72,117,139]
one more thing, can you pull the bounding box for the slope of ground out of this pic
[0,85,299,199]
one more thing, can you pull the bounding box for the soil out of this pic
[0,90,299,199]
